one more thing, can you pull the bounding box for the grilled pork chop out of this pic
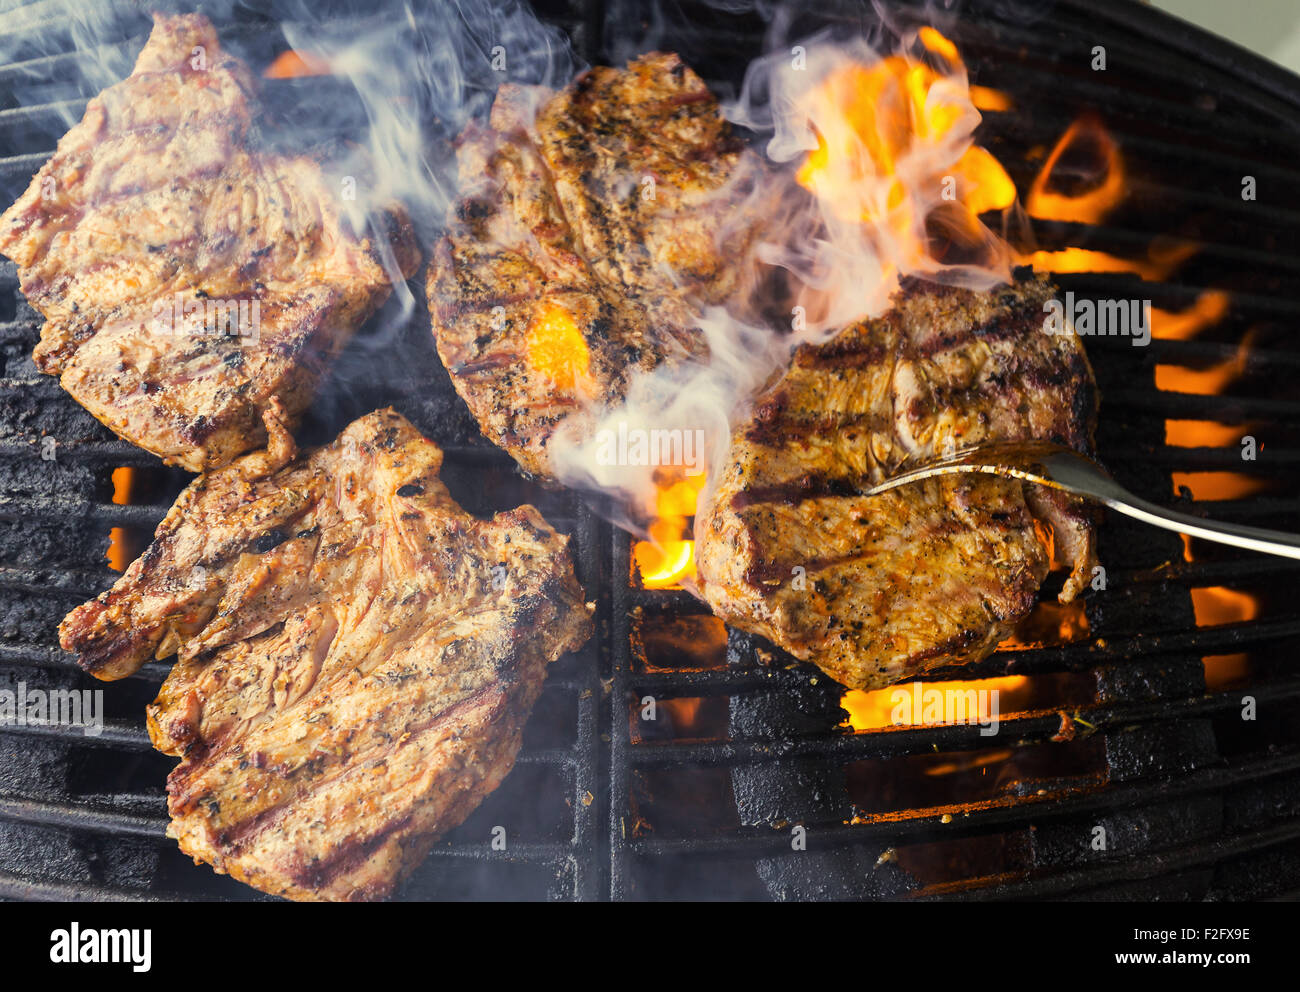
[696,277,1099,691]
[0,13,419,472]
[60,408,592,900]
[428,55,759,478]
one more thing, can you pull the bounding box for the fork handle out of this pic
[1091,490,1300,560]
[1032,450,1300,561]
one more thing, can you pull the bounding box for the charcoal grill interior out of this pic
[2,0,1300,901]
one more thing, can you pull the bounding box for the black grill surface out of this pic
[1,0,1299,901]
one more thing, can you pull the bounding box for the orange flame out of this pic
[1192,587,1259,627]
[1157,293,1245,446]
[1155,328,1256,396]
[1192,588,1258,689]
[1025,115,1124,224]
[998,599,1090,649]
[969,85,1011,112]
[633,471,706,589]
[842,675,1029,731]
[1170,471,1266,501]
[795,31,1015,242]
[524,301,594,395]
[1020,241,1197,281]
[1165,420,1249,447]
[1150,290,1231,342]
[953,145,1018,215]
[1016,114,1200,283]
[1148,292,1262,501]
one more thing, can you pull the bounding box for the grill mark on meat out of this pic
[909,311,1041,360]
[0,13,420,472]
[60,408,594,900]
[434,290,537,322]
[729,473,869,510]
[794,338,892,369]
[428,53,763,479]
[450,353,523,375]
[183,682,503,851]
[696,277,1100,691]
[743,409,893,446]
[289,813,417,895]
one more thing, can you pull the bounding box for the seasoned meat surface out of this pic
[60,408,592,900]
[428,54,758,478]
[0,13,419,471]
[696,277,1099,691]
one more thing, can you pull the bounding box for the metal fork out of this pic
[863,439,1300,561]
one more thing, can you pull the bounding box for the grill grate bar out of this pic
[0,496,170,527]
[0,718,150,750]
[1105,389,1300,422]
[0,642,169,681]
[622,616,1300,694]
[924,819,1300,901]
[0,792,582,864]
[967,70,1300,152]
[1054,274,1300,317]
[1105,359,1296,395]
[626,676,1300,767]
[0,794,168,840]
[1025,221,1300,280]
[627,747,1300,859]
[0,564,112,597]
[0,871,204,902]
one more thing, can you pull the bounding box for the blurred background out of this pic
[1153,0,1300,74]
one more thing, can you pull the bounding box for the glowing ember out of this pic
[922,749,1014,776]
[998,599,1090,649]
[106,466,135,572]
[524,301,594,395]
[1165,420,1250,447]
[1170,471,1267,501]
[263,50,332,79]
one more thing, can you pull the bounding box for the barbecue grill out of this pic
[2,0,1299,902]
